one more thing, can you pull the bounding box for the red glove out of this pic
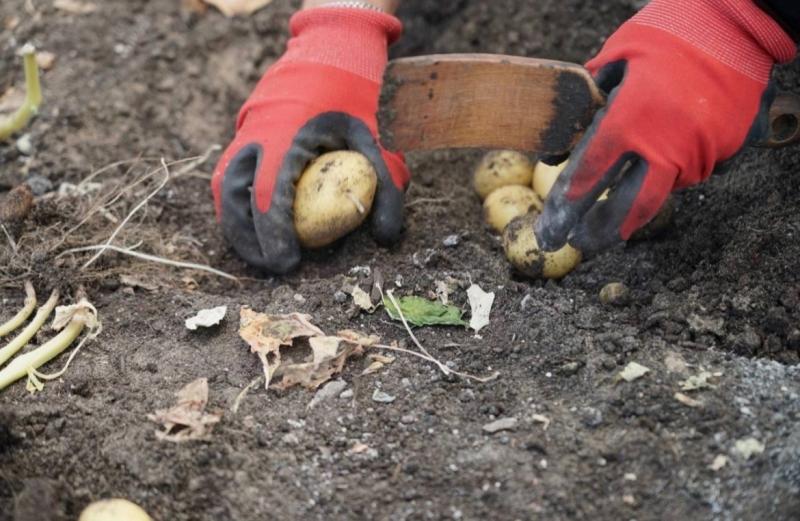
[211,8,409,273]
[536,0,796,254]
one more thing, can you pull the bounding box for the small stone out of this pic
[443,234,460,247]
[281,433,300,445]
[400,414,417,424]
[349,266,371,277]
[482,417,518,434]
[308,380,347,409]
[293,293,306,304]
[333,290,348,304]
[25,175,53,196]
[580,406,603,428]
[401,378,412,387]
[599,282,630,306]
[688,314,725,337]
[15,134,33,155]
[458,389,475,402]
[732,437,765,460]
[557,361,582,376]
[372,389,396,403]
[339,388,353,399]
[520,294,534,311]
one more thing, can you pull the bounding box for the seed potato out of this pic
[502,212,582,279]
[473,150,535,200]
[532,158,608,201]
[532,159,568,200]
[293,151,378,249]
[79,499,152,521]
[483,185,542,234]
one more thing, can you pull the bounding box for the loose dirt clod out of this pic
[732,438,765,460]
[616,362,650,383]
[483,417,518,433]
[680,370,718,391]
[0,184,34,223]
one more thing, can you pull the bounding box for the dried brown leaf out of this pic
[147,378,221,442]
[362,354,395,375]
[238,308,324,387]
[275,335,368,390]
[238,309,378,391]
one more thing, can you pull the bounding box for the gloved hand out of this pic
[536,0,797,254]
[211,7,409,274]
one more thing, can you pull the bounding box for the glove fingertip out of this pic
[370,184,404,245]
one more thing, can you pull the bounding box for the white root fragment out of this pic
[346,192,367,215]
[0,281,36,338]
[0,289,59,367]
[0,296,99,391]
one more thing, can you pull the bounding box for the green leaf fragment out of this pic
[383,296,466,327]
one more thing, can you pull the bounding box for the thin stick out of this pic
[1,225,17,255]
[405,197,451,208]
[81,158,171,269]
[78,155,148,189]
[0,281,36,338]
[231,376,263,413]
[384,289,437,362]
[374,343,498,383]
[59,244,237,280]
[171,144,221,179]
[381,288,499,383]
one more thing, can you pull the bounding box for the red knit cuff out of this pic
[631,0,796,82]
[282,8,402,83]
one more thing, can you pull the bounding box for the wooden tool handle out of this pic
[380,53,800,153]
[380,54,606,154]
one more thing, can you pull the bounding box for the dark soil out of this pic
[1,1,800,520]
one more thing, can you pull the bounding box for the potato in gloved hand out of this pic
[293,151,378,249]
